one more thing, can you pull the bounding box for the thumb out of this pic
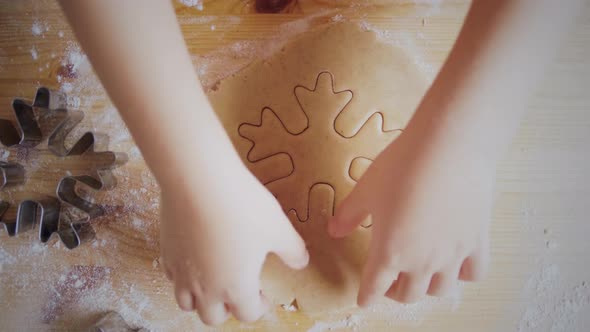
[272,218,309,270]
[329,186,368,238]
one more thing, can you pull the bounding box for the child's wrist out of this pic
[401,108,500,173]
[155,144,246,193]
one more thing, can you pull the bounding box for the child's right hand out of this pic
[159,164,309,325]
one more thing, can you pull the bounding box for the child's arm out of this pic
[59,0,308,325]
[330,0,583,306]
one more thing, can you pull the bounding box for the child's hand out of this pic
[159,165,309,325]
[329,131,492,306]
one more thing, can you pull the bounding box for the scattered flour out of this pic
[178,15,215,24]
[63,45,88,76]
[518,264,590,332]
[178,0,203,11]
[331,14,345,22]
[281,303,298,312]
[370,293,459,325]
[0,247,17,273]
[73,279,84,289]
[30,46,38,60]
[0,149,9,161]
[90,106,132,148]
[132,217,144,229]
[176,15,242,27]
[307,314,363,332]
[152,258,159,269]
[31,21,44,36]
[360,21,437,80]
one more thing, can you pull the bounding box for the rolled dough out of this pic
[207,22,427,312]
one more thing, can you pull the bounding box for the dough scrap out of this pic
[208,22,427,312]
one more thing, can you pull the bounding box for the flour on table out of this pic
[31,21,47,36]
[518,263,590,332]
[30,46,38,60]
[178,0,203,11]
[307,314,363,332]
[360,21,437,80]
[0,149,9,161]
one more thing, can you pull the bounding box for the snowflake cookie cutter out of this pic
[0,87,127,249]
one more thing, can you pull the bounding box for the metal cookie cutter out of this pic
[0,87,126,249]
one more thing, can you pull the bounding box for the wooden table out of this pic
[1,0,589,331]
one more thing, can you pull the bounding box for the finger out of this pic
[174,286,195,312]
[272,217,309,270]
[459,235,490,281]
[357,247,399,307]
[459,255,489,282]
[329,186,369,238]
[228,290,270,323]
[427,264,461,297]
[194,298,230,326]
[386,272,432,304]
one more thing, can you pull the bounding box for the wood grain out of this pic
[1,0,589,331]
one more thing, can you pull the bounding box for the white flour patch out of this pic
[178,15,242,26]
[58,44,105,110]
[179,15,215,24]
[0,149,10,161]
[30,46,38,60]
[0,247,17,273]
[31,21,45,36]
[518,264,590,332]
[281,303,298,312]
[307,314,363,332]
[375,297,439,323]
[132,217,144,229]
[178,0,203,10]
[331,14,345,22]
[65,47,83,68]
[90,106,132,149]
[73,279,200,331]
[57,45,137,156]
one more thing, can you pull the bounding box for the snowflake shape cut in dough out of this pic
[239,72,401,223]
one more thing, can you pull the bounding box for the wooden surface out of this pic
[1,0,589,331]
